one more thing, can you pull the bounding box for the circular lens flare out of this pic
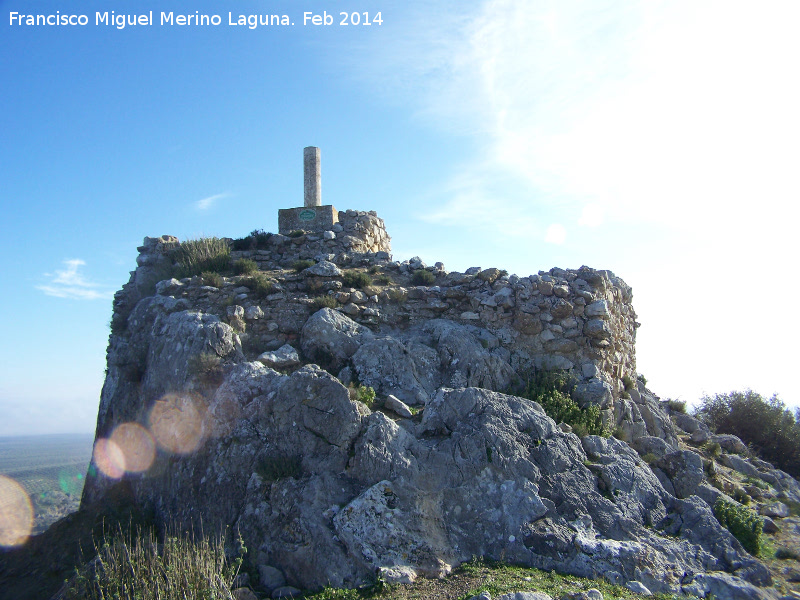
[0,476,34,547]
[148,393,205,454]
[93,438,126,479]
[110,422,156,473]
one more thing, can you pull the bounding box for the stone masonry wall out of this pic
[238,210,391,270]
[109,209,637,413]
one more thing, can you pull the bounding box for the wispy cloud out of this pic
[194,192,230,211]
[37,259,113,300]
[359,0,800,242]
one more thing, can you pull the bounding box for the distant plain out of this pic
[0,433,94,535]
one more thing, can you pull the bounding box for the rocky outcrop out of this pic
[80,214,790,600]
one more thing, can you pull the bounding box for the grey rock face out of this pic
[630,436,673,459]
[304,260,343,277]
[760,502,790,518]
[712,434,748,455]
[352,337,438,406]
[257,344,301,370]
[300,308,374,370]
[84,227,780,600]
[574,379,613,408]
[656,450,704,499]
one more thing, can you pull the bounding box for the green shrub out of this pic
[619,391,630,400]
[287,230,305,238]
[244,273,274,298]
[637,373,648,386]
[250,229,271,249]
[342,270,371,289]
[313,295,337,310]
[713,496,763,555]
[733,488,752,505]
[293,259,315,273]
[187,353,223,385]
[386,288,407,303]
[256,454,302,481]
[520,371,609,438]
[373,274,392,286]
[201,271,224,288]
[172,237,231,278]
[641,452,658,465]
[411,269,436,286]
[744,476,769,491]
[233,258,258,275]
[230,236,251,251]
[694,390,800,478]
[668,399,687,414]
[64,526,243,600]
[704,441,722,458]
[349,384,376,408]
[231,229,271,251]
[621,375,634,391]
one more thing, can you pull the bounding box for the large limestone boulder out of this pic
[300,308,374,370]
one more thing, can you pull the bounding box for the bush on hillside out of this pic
[293,259,315,273]
[713,497,763,556]
[244,273,274,298]
[342,270,371,289]
[201,271,224,288]
[520,371,609,438]
[233,258,258,275]
[411,269,436,286]
[694,390,800,478]
[231,229,272,251]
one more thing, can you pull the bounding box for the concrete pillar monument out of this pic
[303,146,321,207]
[277,146,338,235]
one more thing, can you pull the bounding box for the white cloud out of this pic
[37,259,113,300]
[353,0,800,406]
[361,0,800,241]
[578,204,604,228]
[544,223,566,244]
[194,192,230,211]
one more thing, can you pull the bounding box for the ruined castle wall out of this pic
[111,211,637,409]
[234,210,391,270]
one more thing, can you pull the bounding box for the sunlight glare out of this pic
[0,476,34,547]
[148,393,206,454]
[110,422,156,473]
[93,438,126,479]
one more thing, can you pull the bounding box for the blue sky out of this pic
[1,0,799,435]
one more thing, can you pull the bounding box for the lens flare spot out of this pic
[0,476,34,547]
[110,422,156,473]
[93,438,126,479]
[148,393,206,454]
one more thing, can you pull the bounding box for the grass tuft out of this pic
[172,237,231,278]
[64,525,244,600]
